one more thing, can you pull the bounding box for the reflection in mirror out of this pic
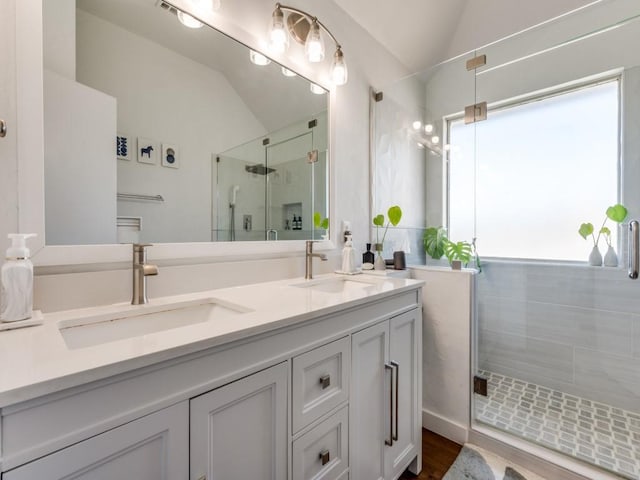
[42,0,328,246]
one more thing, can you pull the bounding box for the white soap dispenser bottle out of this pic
[1,234,37,322]
[341,234,356,274]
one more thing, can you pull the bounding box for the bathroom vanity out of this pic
[0,274,423,480]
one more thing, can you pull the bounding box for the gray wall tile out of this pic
[479,329,574,383]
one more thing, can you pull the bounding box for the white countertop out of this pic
[0,273,423,407]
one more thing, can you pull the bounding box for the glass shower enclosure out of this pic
[374,1,640,478]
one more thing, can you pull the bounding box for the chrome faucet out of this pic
[132,244,158,305]
[305,240,328,280]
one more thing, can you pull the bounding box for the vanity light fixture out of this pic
[412,121,422,130]
[281,66,297,77]
[250,50,272,66]
[424,123,434,134]
[431,135,440,145]
[268,3,348,86]
[176,0,220,29]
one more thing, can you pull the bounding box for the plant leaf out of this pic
[578,223,594,240]
[600,226,611,237]
[606,204,628,223]
[373,214,385,227]
[443,240,472,264]
[387,205,402,226]
[423,227,447,260]
[320,218,329,230]
[313,212,321,228]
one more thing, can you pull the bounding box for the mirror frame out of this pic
[17,0,336,267]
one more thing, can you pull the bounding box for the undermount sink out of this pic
[290,276,382,294]
[58,298,252,350]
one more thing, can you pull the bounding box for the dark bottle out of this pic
[362,243,375,264]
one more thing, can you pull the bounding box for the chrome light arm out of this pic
[629,220,639,279]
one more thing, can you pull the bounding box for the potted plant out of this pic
[578,203,627,266]
[423,226,481,271]
[372,205,402,270]
[313,212,329,240]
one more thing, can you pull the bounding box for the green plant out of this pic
[444,240,472,265]
[423,226,447,260]
[313,212,329,230]
[579,203,628,247]
[423,226,481,271]
[373,205,402,244]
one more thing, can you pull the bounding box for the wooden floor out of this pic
[399,429,463,480]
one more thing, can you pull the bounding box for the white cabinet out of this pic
[350,308,422,480]
[3,402,189,480]
[0,286,422,480]
[190,362,288,480]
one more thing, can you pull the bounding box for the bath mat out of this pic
[443,444,546,480]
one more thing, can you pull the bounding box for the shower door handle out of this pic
[629,220,639,279]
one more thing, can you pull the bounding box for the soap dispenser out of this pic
[1,234,36,322]
[341,234,357,274]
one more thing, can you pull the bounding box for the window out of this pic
[447,80,619,261]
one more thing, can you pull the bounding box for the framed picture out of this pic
[137,137,158,165]
[161,143,179,169]
[116,133,132,161]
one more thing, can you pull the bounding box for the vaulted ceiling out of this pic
[330,0,597,73]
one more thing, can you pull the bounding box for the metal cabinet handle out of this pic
[629,220,639,279]
[319,374,331,389]
[319,449,330,465]
[391,361,399,442]
[384,363,394,446]
[0,119,6,138]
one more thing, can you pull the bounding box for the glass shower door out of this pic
[463,3,640,479]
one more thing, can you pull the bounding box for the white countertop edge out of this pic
[0,274,423,407]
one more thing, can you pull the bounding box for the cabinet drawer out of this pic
[292,336,350,432]
[292,406,349,480]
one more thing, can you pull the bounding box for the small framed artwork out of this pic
[137,137,158,165]
[116,133,132,161]
[161,143,179,169]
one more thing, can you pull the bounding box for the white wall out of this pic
[76,10,267,243]
[44,69,117,245]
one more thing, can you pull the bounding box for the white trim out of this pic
[421,409,468,445]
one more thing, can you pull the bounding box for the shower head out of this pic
[245,164,276,175]
[230,185,240,206]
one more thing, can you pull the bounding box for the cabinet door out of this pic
[385,308,422,478]
[190,362,288,480]
[3,402,189,480]
[350,320,389,480]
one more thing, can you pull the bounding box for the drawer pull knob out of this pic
[319,449,330,465]
[319,374,331,389]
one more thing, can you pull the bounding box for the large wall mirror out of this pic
[42,0,329,247]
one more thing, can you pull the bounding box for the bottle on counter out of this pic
[1,234,37,322]
[362,243,375,269]
[341,235,357,273]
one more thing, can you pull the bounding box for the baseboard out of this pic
[421,408,469,445]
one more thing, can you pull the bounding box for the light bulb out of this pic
[281,67,297,77]
[310,83,326,95]
[177,11,203,28]
[268,5,288,53]
[330,47,348,85]
[305,19,325,62]
[424,124,434,134]
[431,135,440,145]
[417,143,425,149]
[412,121,422,130]
[177,0,219,28]
[249,50,271,66]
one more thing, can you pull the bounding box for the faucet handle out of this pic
[133,243,153,251]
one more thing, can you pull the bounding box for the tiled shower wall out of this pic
[477,260,640,413]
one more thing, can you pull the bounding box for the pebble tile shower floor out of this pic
[475,370,640,480]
